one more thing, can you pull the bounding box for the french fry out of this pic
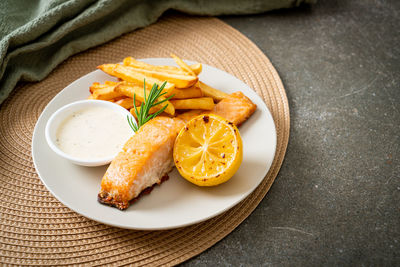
[115,97,141,110]
[169,86,203,99]
[170,97,214,110]
[126,66,198,89]
[115,83,147,102]
[88,94,95,100]
[130,107,172,119]
[90,82,111,93]
[170,54,196,76]
[92,85,124,100]
[104,81,119,86]
[123,57,202,76]
[198,81,229,102]
[124,57,185,74]
[97,64,175,95]
[129,106,159,117]
[189,63,202,76]
[176,109,204,123]
[116,83,175,116]
[112,96,128,102]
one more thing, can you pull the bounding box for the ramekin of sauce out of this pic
[45,100,135,166]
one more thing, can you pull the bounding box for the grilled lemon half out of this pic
[173,114,243,186]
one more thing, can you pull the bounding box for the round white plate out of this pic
[32,58,276,230]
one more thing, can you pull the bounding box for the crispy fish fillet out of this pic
[98,116,185,210]
[177,91,257,126]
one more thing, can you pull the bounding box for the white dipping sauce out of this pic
[56,107,133,160]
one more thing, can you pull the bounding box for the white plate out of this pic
[32,58,277,230]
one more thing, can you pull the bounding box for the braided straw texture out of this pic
[0,15,289,266]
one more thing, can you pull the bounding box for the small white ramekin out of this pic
[45,100,135,167]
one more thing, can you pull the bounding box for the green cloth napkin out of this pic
[0,0,316,104]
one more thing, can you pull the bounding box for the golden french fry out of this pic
[130,107,138,118]
[92,85,124,100]
[170,54,196,76]
[127,66,198,89]
[97,64,117,76]
[112,96,128,102]
[90,82,110,93]
[115,83,175,116]
[170,97,214,110]
[88,94,95,100]
[123,57,184,74]
[175,109,204,123]
[115,83,148,102]
[104,81,119,86]
[97,64,175,94]
[90,82,100,92]
[169,86,203,99]
[123,57,202,76]
[130,107,172,119]
[114,97,141,110]
[129,105,159,117]
[198,81,229,102]
[189,63,202,75]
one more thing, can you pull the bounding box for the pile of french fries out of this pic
[88,54,229,117]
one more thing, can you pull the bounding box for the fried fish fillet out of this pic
[177,91,257,126]
[98,116,185,210]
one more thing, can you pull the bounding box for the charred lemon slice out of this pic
[173,114,243,186]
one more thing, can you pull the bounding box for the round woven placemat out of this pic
[0,15,289,266]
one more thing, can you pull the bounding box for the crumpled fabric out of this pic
[0,0,316,104]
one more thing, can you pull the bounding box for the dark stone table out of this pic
[184,0,399,265]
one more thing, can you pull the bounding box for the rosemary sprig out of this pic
[126,80,173,132]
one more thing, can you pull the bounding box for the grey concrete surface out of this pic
[183,0,399,266]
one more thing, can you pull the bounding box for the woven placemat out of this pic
[0,15,289,266]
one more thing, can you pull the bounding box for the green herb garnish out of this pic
[127,80,173,132]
